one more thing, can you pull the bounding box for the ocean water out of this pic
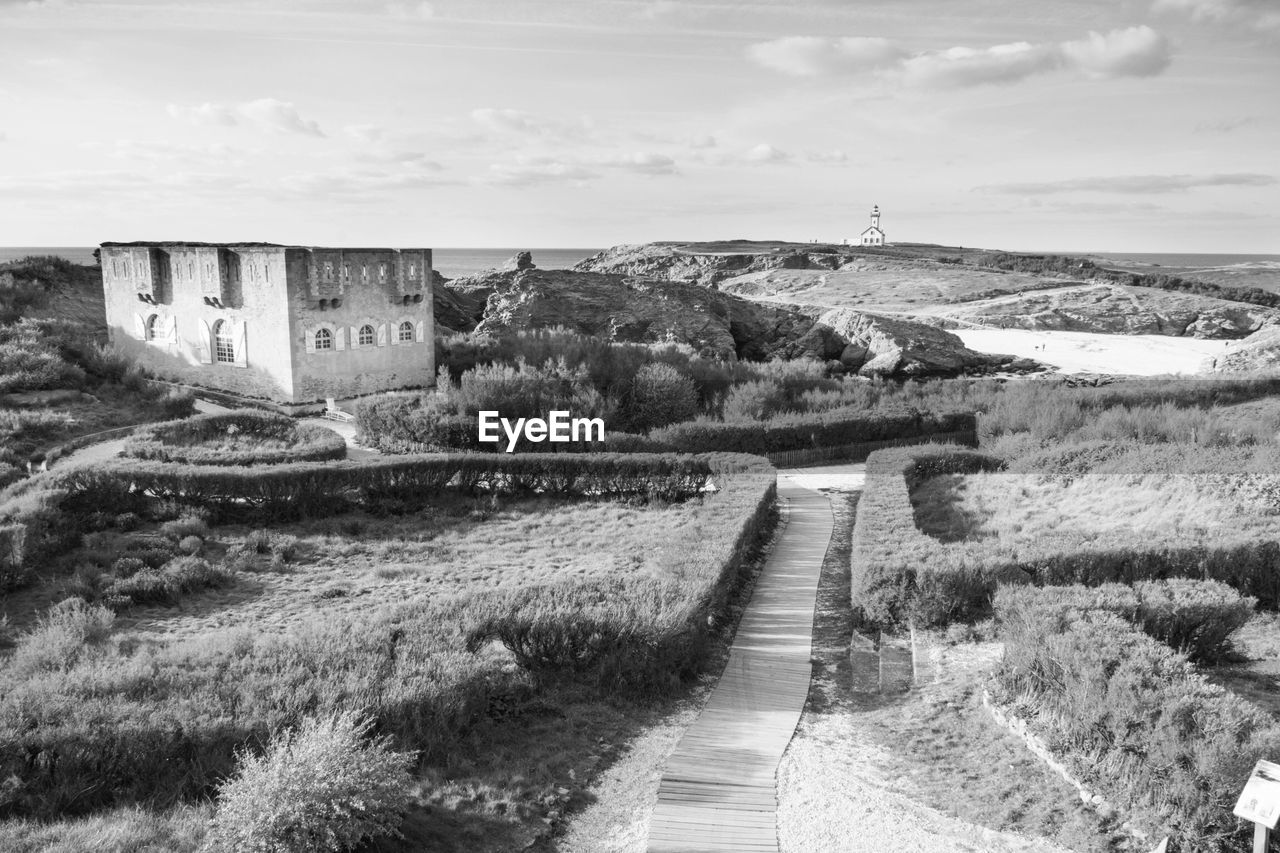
[0,247,602,279]
[1089,252,1280,269]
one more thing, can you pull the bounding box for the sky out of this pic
[0,0,1277,252]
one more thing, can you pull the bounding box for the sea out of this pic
[0,247,603,279]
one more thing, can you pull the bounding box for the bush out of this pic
[206,711,414,853]
[6,599,115,676]
[618,363,699,432]
[123,410,346,466]
[104,556,233,607]
[721,379,789,421]
[160,514,209,542]
[993,589,1280,850]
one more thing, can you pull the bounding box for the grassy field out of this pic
[0,455,774,851]
[911,471,1280,546]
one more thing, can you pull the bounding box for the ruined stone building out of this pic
[100,242,435,405]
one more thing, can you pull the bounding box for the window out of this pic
[378,263,388,281]
[361,264,369,282]
[145,314,159,341]
[213,320,235,363]
[315,328,333,351]
[323,261,334,280]
[408,263,417,277]
[398,321,414,343]
[343,264,351,281]
[358,324,375,347]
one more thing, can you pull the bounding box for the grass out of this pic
[911,471,1280,546]
[0,462,773,848]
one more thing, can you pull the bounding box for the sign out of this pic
[1234,759,1280,829]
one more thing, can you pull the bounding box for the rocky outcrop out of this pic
[574,243,845,287]
[470,268,818,361]
[938,283,1278,340]
[1209,327,1280,373]
[502,251,536,272]
[815,308,1029,377]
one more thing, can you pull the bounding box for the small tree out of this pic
[622,363,699,433]
[207,711,415,853]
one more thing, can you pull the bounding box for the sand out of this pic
[955,328,1226,376]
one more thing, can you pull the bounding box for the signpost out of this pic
[1234,759,1280,852]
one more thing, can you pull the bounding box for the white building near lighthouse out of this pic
[858,205,886,246]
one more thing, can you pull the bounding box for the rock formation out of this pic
[814,308,1026,377]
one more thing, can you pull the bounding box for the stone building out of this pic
[858,205,887,246]
[100,242,435,406]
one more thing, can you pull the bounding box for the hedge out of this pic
[852,445,1280,628]
[122,410,346,466]
[995,579,1254,665]
[993,586,1279,851]
[652,409,976,456]
[0,454,777,817]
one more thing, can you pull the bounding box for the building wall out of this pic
[102,245,297,401]
[285,248,435,403]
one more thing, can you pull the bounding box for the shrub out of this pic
[123,410,346,466]
[720,379,789,421]
[993,589,1280,850]
[7,599,115,676]
[206,711,415,853]
[160,514,209,541]
[618,363,700,432]
[104,556,233,607]
[177,535,203,556]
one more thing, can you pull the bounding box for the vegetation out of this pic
[124,409,347,466]
[993,585,1280,850]
[0,450,774,846]
[207,711,415,853]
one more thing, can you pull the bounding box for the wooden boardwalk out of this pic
[647,477,835,853]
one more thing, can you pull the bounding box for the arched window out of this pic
[358,324,375,347]
[315,328,333,351]
[145,314,159,341]
[213,320,235,363]
[398,321,414,343]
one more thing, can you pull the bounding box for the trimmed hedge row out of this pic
[123,410,347,466]
[995,579,1254,664]
[851,445,1280,628]
[850,445,1008,627]
[39,452,717,522]
[652,409,976,456]
[993,585,1278,851]
[0,453,777,817]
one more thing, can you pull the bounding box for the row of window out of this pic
[138,313,240,365]
[319,261,420,283]
[313,321,415,350]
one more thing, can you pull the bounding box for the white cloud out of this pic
[689,134,717,149]
[748,26,1172,88]
[978,172,1277,194]
[470,108,582,138]
[344,124,386,143]
[1154,0,1280,33]
[747,36,903,77]
[167,98,325,137]
[486,156,598,186]
[744,143,791,164]
[804,149,849,164]
[84,139,249,164]
[1059,26,1171,78]
[596,152,678,175]
[898,42,1060,87]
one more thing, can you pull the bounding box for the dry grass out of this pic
[911,471,1280,546]
[106,493,717,642]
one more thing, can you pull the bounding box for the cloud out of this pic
[486,156,599,187]
[804,149,849,164]
[344,124,386,143]
[689,135,717,149]
[470,108,585,139]
[748,26,1171,88]
[1195,115,1260,133]
[744,143,791,164]
[595,152,678,175]
[1154,0,1280,33]
[977,173,1277,194]
[747,36,903,77]
[83,139,249,165]
[1059,26,1171,78]
[167,98,325,137]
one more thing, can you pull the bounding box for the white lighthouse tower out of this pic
[859,205,886,246]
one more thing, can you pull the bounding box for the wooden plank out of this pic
[646,477,838,853]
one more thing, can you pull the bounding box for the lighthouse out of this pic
[859,205,886,246]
